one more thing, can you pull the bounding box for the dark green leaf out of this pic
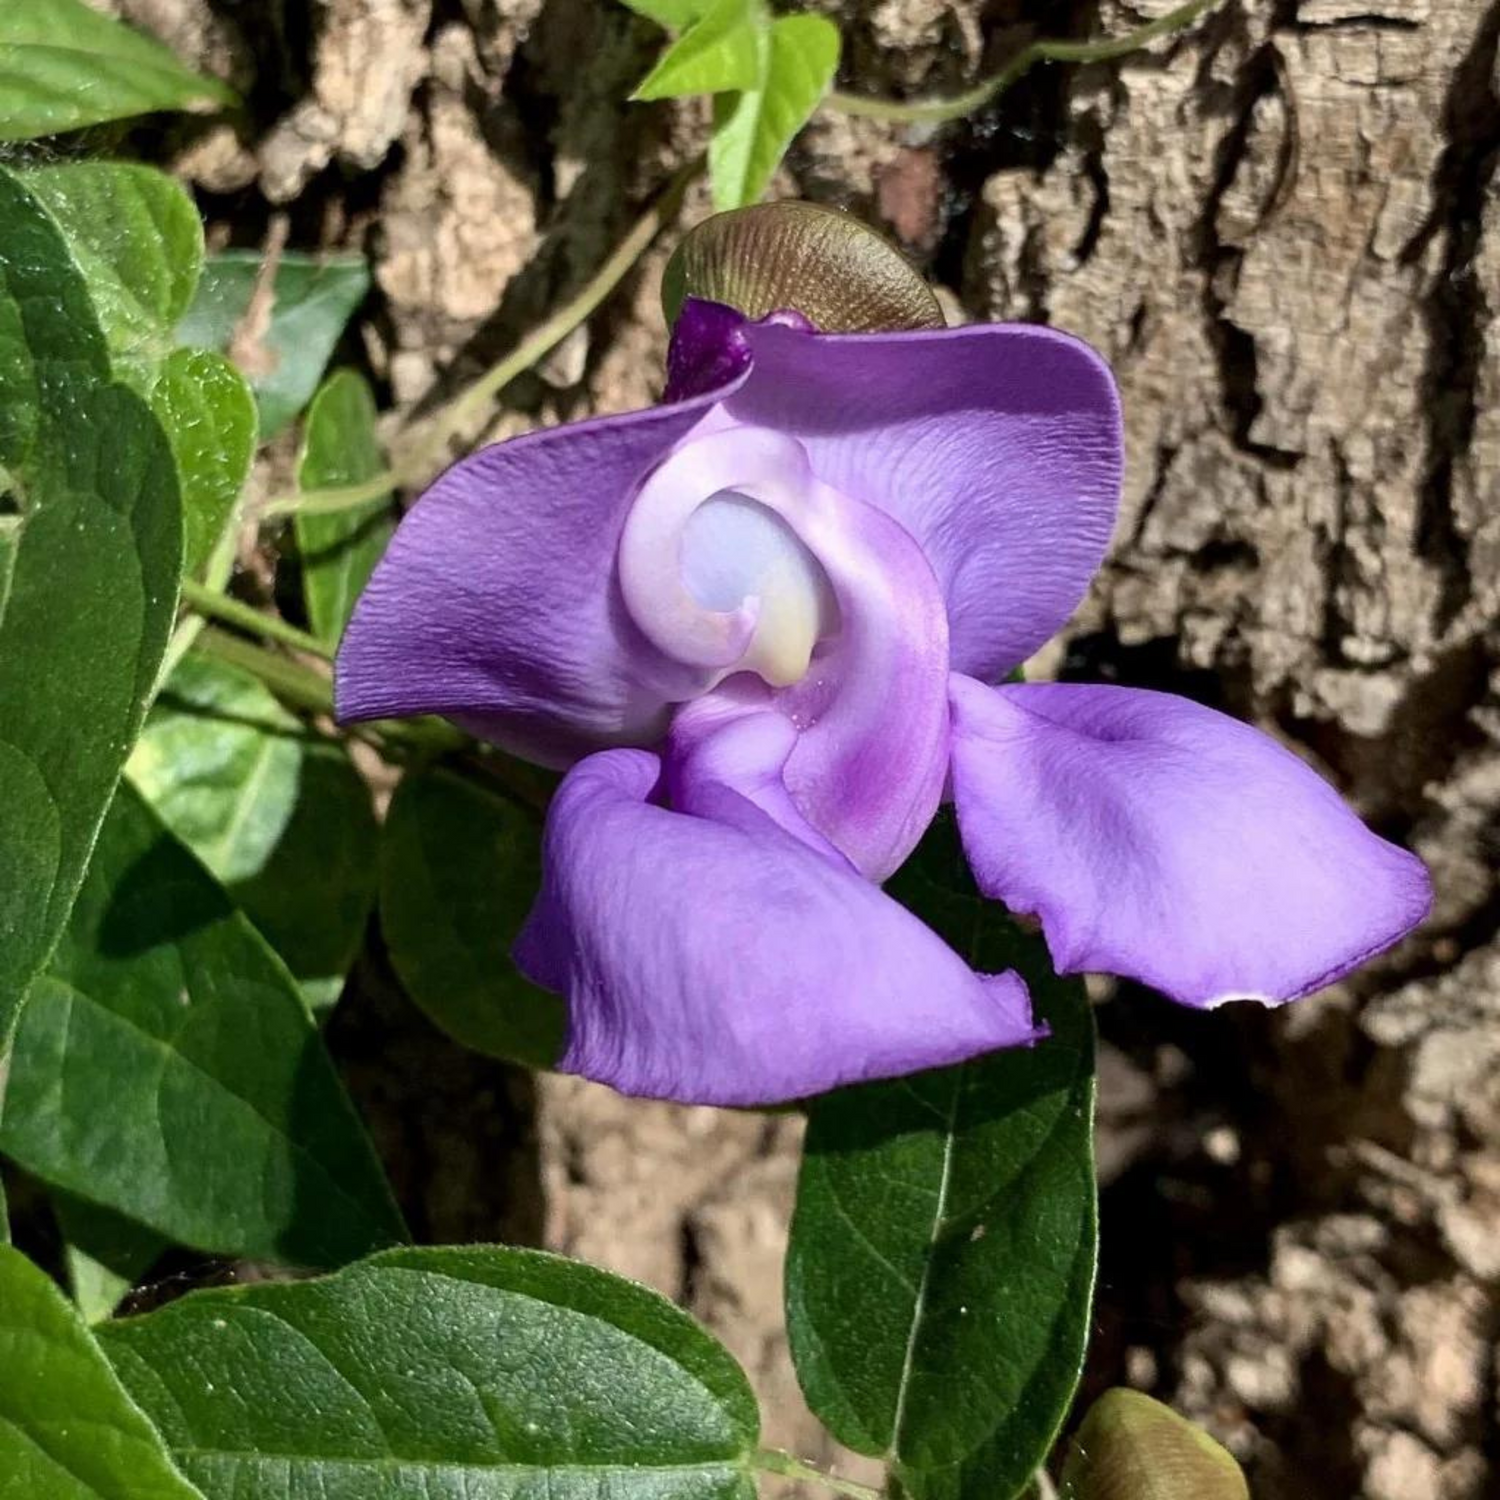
[0,167,181,1044]
[785,817,1097,1500]
[150,348,257,578]
[296,369,394,646]
[178,250,371,439]
[632,0,765,100]
[708,13,840,210]
[381,767,564,1068]
[23,163,203,387]
[54,1193,169,1324]
[232,740,380,1015]
[128,654,378,1008]
[0,781,406,1267]
[1060,1389,1249,1500]
[100,1244,760,1499]
[0,0,235,142]
[0,1244,206,1499]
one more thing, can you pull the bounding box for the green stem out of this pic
[829,0,1220,125]
[180,578,333,661]
[417,152,705,457]
[260,154,706,520]
[753,1448,883,1500]
[193,626,334,716]
[259,471,395,520]
[192,626,471,767]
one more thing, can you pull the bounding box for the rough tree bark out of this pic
[95,0,1500,1494]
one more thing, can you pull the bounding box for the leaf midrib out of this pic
[886,1065,961,1465]
[177,1451,750,1476]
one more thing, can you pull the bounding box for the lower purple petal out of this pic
[516,748,1039,1105]
[948,676,1433,1008]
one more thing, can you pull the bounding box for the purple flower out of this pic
[336,299,1432,1106]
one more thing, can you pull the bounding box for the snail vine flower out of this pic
[337,207,1431,1106]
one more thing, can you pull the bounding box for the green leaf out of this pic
[296,369,394,646]
[23,164,204,387]
[1059,1390,1249,1500]
[0,781,406,1267]
[0,0,235,142]
[0,1244,206,1499]
[785,816,1097,1500]
[0,167,182,1044]
[232,740,380,1015]
[54,1193,168,1324]
[128,654,378,1007]
[619,0,711,28]
[178,250,371,440]
[380,767,564,1068]
[25,164,256,577]
[709,13,839,210]
[150,348,257,579]
[128,654,303,886]
[632,0,766,100]
[100,1244,760,1498]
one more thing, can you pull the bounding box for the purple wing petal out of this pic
[726,318,1123,682]
[335,387,742,766]
[948,676,1433,1007]
[663,298,753,402]
[516,748,1040,1105]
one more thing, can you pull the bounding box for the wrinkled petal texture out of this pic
[948,676,1433,1008]
[335,387,742,765]
[516,748,1040,1105]
[726,316,1123,681]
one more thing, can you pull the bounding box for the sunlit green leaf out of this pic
[0,781,406,1267]
[0,167,181,1044]
[26,164,256,579]
[150,348,257,578]
[619,0,710,28]
[128,654,377,1010]
[632,0,765,100]
[23,163,203,387]
[0,0,235,142]
[101,1245,760,1499]
[709,13,839,210]
[786,816,1097,1500]
[296,369,394,646]
[128,654,302,886]
[0,1244,205,1499]
[54,1193,169,1325]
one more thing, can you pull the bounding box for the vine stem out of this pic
[180,577,333,661]
[753,1448,883,1500]
[828,0,1220,124]
[193,626,334,715]
[190,626,467,762]
[259,153,706,520]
